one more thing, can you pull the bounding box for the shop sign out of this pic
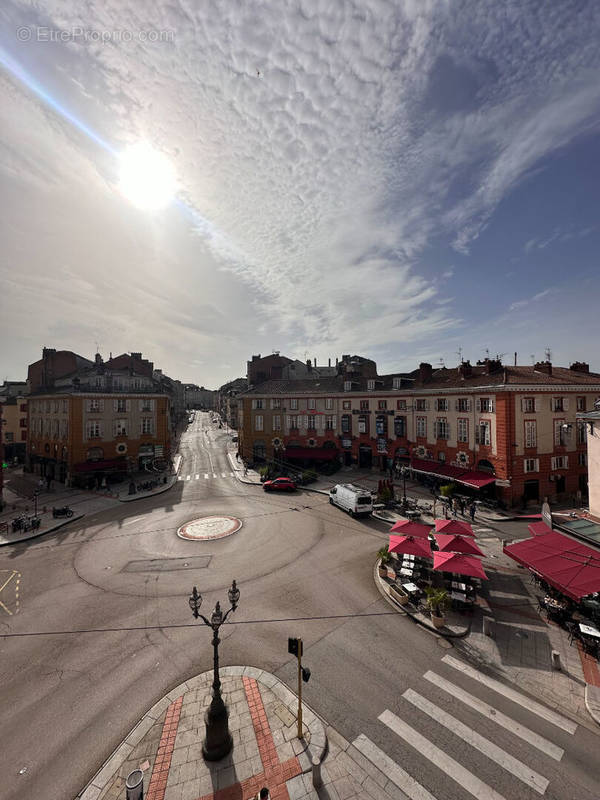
[376,438,388,454]
[342,438,352,448]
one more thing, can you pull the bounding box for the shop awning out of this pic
[409,459,496,489]
[528,521,553,536]
[284,447,338,461]
[74,458,127,472]
[504,532,600,600]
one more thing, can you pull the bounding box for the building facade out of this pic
[238,359,600,506]
[578,409,600,519]
[0,396,28,463]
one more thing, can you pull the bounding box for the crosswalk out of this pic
[352,654,580,800]
[177,472,235,481]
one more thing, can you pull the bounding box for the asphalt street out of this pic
[1,411,599,800]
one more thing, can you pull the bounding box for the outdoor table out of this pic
[450,590,467,601]
[579,623,600,639]
[399,567,413,577]
[402,582,419,594]
[452,581,467,592]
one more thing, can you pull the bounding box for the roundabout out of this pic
[177,515,242,541]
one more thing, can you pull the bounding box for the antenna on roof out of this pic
[484,348,490,359]
[456,346,463,364]
[544,346,552,362]
[438,357,445,368]
[530,354,535,365]
[496,353,507,361]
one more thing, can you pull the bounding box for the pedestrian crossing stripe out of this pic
[352,734,437,800]
[180,473,236,481]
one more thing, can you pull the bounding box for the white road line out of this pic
[212,473,217,478]
[442,656,577,734]
[204,474,209,479]
[474,527,493,532]
[177,476,183,481]
[221,472,227,478]
[195,474,200,480]
[352,734,437,800]
[185,475,191,481]
[423,671,563,762]
[230,472,234,477]
[379,709,507,800]
[403,689,548,794]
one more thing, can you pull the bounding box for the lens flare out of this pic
[118,142,176,210]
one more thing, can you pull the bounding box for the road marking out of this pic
[195,474,199,480]
[423,671,563,761]
[212,473,217,478]
[204,473,209,479]
[474,527,493,532]
[352,734,437,800]
[0,570,21,616]
[230,472,234,477]
[185,475,191,481]
[442,656,577,734]
[177,476,183,481]
[379,709,507,800]
[124,516,143,526]
[403,689,548,793]
[221,472,227,478]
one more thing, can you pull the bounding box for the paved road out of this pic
[0,411,598,800]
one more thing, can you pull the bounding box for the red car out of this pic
[263,477,297,492]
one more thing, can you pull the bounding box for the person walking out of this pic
[459,497,465,516]
[469,501,476,522]
[452,497,459,518]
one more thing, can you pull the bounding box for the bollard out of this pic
[551,650,561,671]
[482,616,494,638]
[311,757,322,788]
[125,769,144,799]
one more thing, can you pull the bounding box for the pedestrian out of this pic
[444,503,449,520]
[255,789,269,800]
[459,497,465,516]
[46,474,51,491]
[469,501,476,522]
[244,466,248,476]
[452,497,458,518]
[38,478,44,492]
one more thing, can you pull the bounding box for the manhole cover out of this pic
[177,516,242,541]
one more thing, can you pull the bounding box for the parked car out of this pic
[329,483,373,517]
[263,477,297,492]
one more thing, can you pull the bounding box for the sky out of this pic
[1,0,599,389]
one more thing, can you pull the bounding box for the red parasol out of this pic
[434,519,475,537]
[389,535,432,559]
[434,534,485,557]
[389,520,432,539]
[433,551,488,579]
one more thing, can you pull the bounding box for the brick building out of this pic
[26,349,171,486]
[238,358,600,506]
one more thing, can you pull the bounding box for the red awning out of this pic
[284,447,338,461]
[434,519,475,537]
[74,458,127,472]
[433,551,488,579]
[456,471,496,489]
[389,519,432,539]
[389,535,432,558]
[434,534,485,556]
[504,532,600,600]
[528,521,553,536]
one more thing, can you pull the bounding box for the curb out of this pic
[0,512,86,547]
[584,684,600,727]
[76,666,328,800]
[118,454,183,503]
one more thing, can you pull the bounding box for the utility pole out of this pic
[288,637,310,739]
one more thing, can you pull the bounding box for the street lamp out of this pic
[188,579,240,761]
[400,465,408,508]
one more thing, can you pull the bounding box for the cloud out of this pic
[508,288,554,313]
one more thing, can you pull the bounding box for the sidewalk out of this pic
[0,457,182,547]
[77,666,401,800]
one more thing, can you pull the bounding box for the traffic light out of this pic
[288,637,303,657]
[301,667,311,683]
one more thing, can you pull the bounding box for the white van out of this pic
[329,484,373,517]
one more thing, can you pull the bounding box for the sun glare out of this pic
[118,142,176,210]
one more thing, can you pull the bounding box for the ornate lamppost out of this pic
[188,579,240,761]
[400,465,408,508]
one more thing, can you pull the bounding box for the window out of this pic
[416,417,426,438]
[554,420,570,446]
[308,398,316,410]
[290,415,299,429]
[342,400,351,410]
[415,399,427,411]
[95,377,103,389]
[87,421,102,439]
[396,399,407,410]
[551,455,568,469]
[378,400,387,410]
[344,381,352,392]
[307,416,316,430]
[19,417,27,427]
[435,419,449,440]
[140,418,154,435]
[273,415,281,431]
[132,379,141,390]
[478,398,494,413]
[475,420,491,445]
[325,415,335,430]
[576,397,586,412]
[358,415,368,434]
[392,378,402,389]
[524,458,539,473]
[579,452,587,467]
[435,398,448,412]
[375,415,387,435]
[254,415,264,431]
[60,420,68,439]
[360,400,369,410]
[114,398,129,413]
[21,430,27,441]
[325,398,333,410]
[4,432,13,442]
[552,397,567,412]
[367,380,375,391]
[438,451,446,463]
[394,416,406,437]
[114,419,128,436]
[62,399,68,413]
[341,414,351,433]
[252,399,264,410]
[290,398,298,410]
[577,421,586,444]
[525,420,537,448]
[53,400,59,413]
[457,418,468,443]
[139,399,154,412]
[270,398,281,409]
[45,400,51,413]
[20,403,27,412]
[521,397,536,413]
[87,398,104,412]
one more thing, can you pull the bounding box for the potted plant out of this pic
[377,546,392,578]
[425,587,449,629]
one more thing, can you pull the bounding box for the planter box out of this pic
[389,585,409,606]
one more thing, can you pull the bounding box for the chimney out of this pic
[94,352,103,365]
[131,352,142,360]
[458,360,472,379]
[514,352,517,366]
[306,359,311,368]
[419,362,433,382]
[328,358,331,367]
[314,356,317,366]
[569,361,589,374]
[534,360,552,375]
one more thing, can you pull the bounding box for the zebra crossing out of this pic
[352,654,580,800]
[177,472,235,481]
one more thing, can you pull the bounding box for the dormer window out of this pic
[344,381,352,392]
[367,379,375,391]
[393,378,401,389]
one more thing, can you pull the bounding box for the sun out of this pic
[118,142,176,211]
